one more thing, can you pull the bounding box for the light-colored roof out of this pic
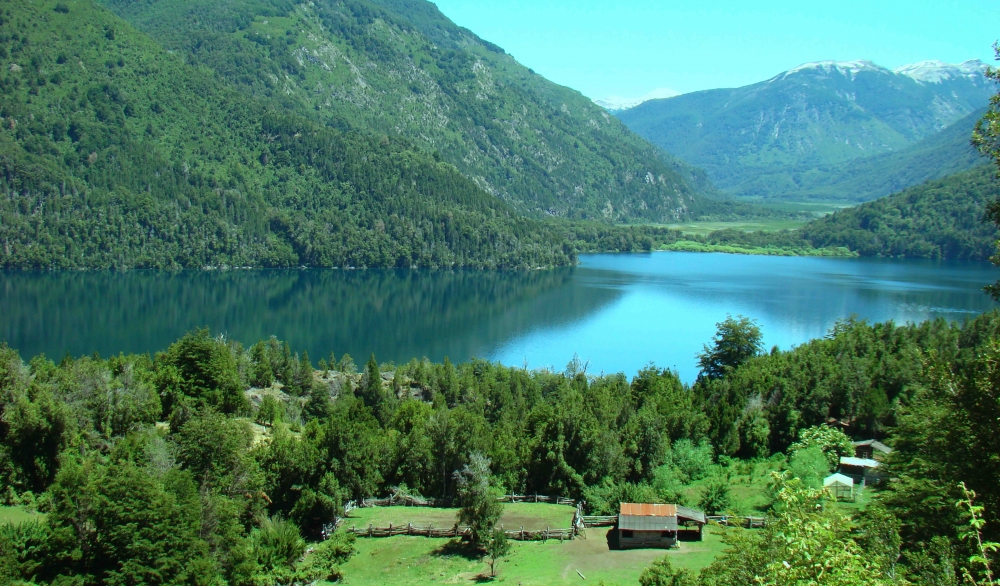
[853,440,892,453]
[840,457,880,468]
[824,473,854,487]
[619,503,676,517]
[676,506,707,524]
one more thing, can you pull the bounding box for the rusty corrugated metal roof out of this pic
[619,503,677,517]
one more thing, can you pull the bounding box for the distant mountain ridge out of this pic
[617,58,993,201]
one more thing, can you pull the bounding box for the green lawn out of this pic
[0,506,43,525]
[343,503,576,532]
[336,527,726,585]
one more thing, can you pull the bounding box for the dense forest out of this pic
[697,165,1000,260]
[3,310,1000,583]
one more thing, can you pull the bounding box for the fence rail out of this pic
[341,523,576,541]
[347,493,579,509]
[580,515,618,527]
[707,515,768,528]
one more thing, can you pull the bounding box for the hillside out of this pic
[799,107,988,202]
[700,165,1000,260]
[99,0,720,222]
[0,0,581,269]
[618,60,993,201]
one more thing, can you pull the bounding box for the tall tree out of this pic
[454,453,504,548]
[696,315,764,381]
[974,42,1000,298]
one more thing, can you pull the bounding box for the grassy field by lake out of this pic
[665,218,812,236]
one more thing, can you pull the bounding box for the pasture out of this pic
[333,502,726,584]
[336,527,725,585]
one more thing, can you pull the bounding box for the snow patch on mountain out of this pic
[893,60,987,84]
[594,88,680,112]
[778,60,887,81]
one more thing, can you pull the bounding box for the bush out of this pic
[639,554,695,586]
[295,530,356,583]
[698,478,732,515]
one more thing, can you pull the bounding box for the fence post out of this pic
[368,524,373,538]
[428,523,432,537]
[521,526,524,541]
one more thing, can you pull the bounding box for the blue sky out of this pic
[431,0,1000,100]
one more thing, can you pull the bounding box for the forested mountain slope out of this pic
[798,107,988,202]
[0,0,577,269]
[99,0,718,221]
[701,165,1000,260]
[618,60,993,201]
[798,165,999,258]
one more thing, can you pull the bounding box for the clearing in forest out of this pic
[334,527,725,585]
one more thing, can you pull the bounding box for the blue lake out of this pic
[1,252,996,382]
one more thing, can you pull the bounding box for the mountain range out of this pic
[1,0,773,270]
[99,0,719,222]
[617,59,994,201]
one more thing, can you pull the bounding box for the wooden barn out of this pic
[616,503,707,549]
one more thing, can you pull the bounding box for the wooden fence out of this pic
[707,515,768,528]
[346,493,579,510]
[332,493,585,541]
[340,522,576,541]
[580,515,618,527]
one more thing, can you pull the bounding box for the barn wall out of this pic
[618,530,677,549]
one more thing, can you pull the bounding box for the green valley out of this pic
[685,165,1000,260]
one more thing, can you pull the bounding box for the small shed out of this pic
[616,503,706,549]
[839,456,883,485]
[824,473,855,501]
[852,440,892,461]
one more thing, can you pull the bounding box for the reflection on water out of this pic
[492,253,998,381]
[0,268,619,365]
[1,252,997,382]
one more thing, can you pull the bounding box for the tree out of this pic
[454,453,504,548]
[697,315,763,381]
[789,425,854,470]
[639,554,695,586]
[358,354,387,420]
[974,42,1000,298]
[788,445,829,489]
[256,395,284,427]
[156,329,248,415]
[486,528,511,578]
